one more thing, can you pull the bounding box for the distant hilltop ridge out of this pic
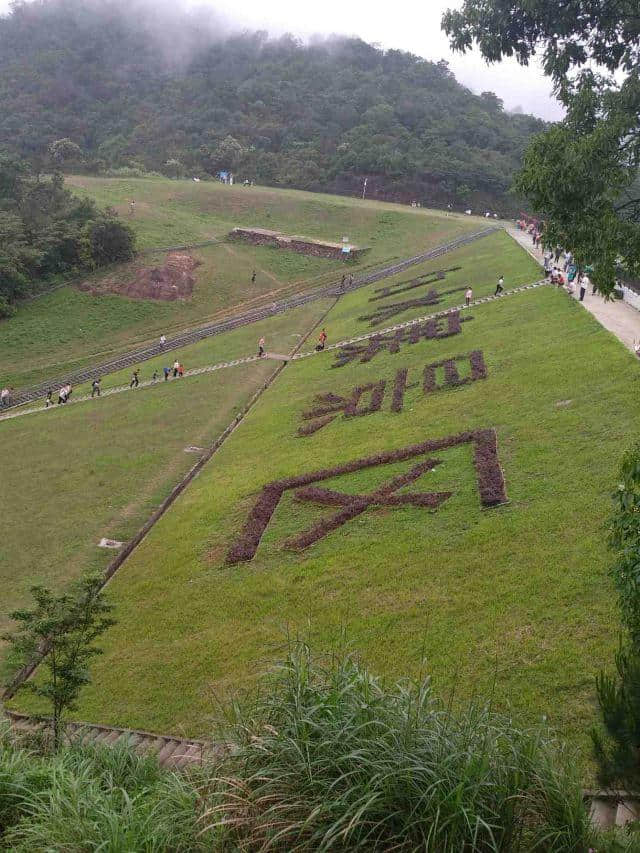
[0,0,545,211]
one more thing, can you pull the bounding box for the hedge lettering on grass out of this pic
[370,266,462,301]
[360,285,468,327]
[226,428,507,563]
[332,311,471,367]
[300,351,487,436]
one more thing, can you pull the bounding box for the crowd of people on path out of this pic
[28,355,188,410]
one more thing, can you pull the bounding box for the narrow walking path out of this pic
[0,278,547,424]
[507,226,640,353]
[4,227,499,410]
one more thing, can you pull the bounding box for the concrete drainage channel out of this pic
[6,227,499,409]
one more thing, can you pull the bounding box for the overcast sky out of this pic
[0,0,564,120]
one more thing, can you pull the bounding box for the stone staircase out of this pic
[6,711,214,769]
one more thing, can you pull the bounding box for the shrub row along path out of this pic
[4,227,499,409]
[507,227,640,352]
[0,278,548,423]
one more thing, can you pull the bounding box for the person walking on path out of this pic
[178,363,184,377]
[0,387,9,407]
[91,378,101,398]
[163,366,171,381]
[316,328,328,351]
[258,337,265,357]
[45,389,53,408]
[494,275,504,296]
[579,274,590,302]
[172,359,179,378]
[348,273,354,287]
[160,334,166,348]
[465,287,473,306]
[130,370,139,388]
[58,384,71,405]
[341,274,346,290]
[251,270,256,284]
[152,370,158,381]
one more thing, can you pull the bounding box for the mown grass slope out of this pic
[0,299,332,639]
[11,231,632,773]
[0,177,478,389]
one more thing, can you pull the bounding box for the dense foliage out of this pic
[0,731,213,850]
[0,0,545,212]
[206,644,596,851]
[0,153,135,315]
[443,0,640,295]
[592,444,640,789]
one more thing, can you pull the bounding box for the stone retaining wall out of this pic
[228,227,369,260]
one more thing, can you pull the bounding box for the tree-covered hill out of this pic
[0,0,545,210]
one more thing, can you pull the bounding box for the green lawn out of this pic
[0,177,478,389]
[0,296,332,642]
[10,232,634,774]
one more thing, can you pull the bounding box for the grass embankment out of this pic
[11,232,633,772]
[0,298,332,640]
[0,176,477,389]
[8,231,524,403]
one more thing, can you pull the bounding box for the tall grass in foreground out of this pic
[4,647,640,851]
[203,644,593,852]
[0,724,213,851]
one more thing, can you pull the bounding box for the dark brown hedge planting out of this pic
[423,350,487,394]
[371,266,462,301]
[332,312,471,367]
[360,285,468,327]
[391,367,409,413]
[300,351,487,435]
[226,428,508,563]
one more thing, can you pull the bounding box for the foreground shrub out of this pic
[202,644,593,852]
[0,729,213,851]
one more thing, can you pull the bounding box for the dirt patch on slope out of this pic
[78,253,201,301]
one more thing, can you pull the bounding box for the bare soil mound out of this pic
[78,253,201,301]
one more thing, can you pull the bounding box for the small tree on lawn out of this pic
[592,443,640,788]
[2,573,116,749]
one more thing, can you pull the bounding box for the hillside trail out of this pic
[2,227,499,410]
[0,277,547,424]
[507,226,640,353]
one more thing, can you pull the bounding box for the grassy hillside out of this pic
[11,231,633,777]
[0,176,478,390]
[0,299,331,639]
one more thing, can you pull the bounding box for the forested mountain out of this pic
[0,0,546,210]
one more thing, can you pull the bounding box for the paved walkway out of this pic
[507,227,640,353]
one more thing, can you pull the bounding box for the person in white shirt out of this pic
[0,387,8,407]
[579,275,590,302]
[160,334,166,348]
[494,276,504,296]
[465,287,473,306]
[172,360,180,377]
